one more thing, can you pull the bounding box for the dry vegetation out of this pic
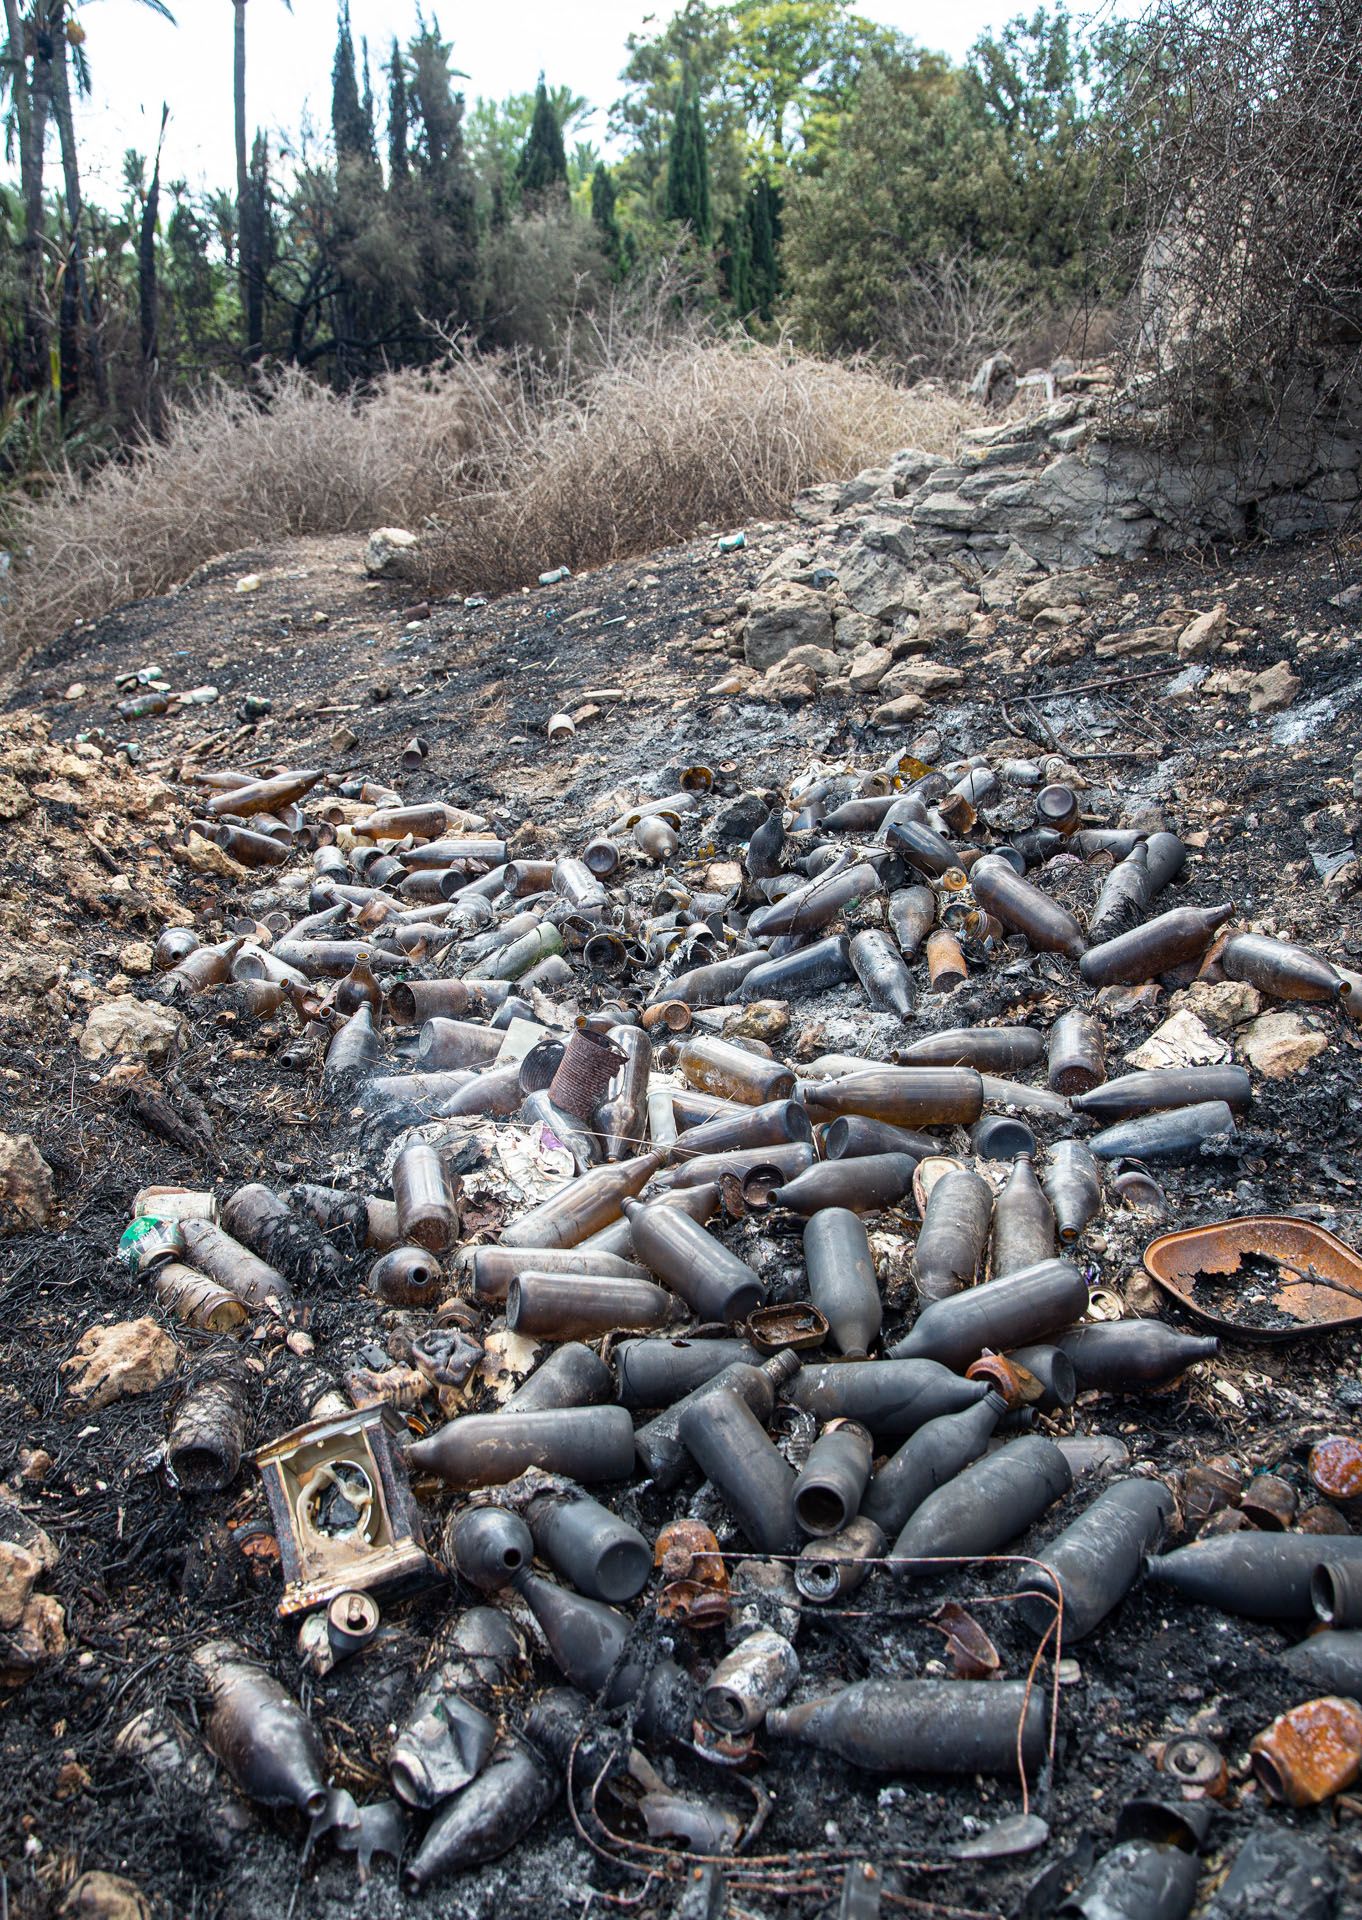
[0,336,982,662]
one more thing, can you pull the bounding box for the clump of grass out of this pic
[1,334,982,662]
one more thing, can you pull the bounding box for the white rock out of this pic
[78,997,187,1068]
[363,527,418,576]
[1238,1010,1328,1078]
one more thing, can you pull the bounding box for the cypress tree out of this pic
[749,174,780,320]
[666,87,710,243]
[388,40,409,184]
[332,4,375,166]
[720,213,753,315]
[516,77,568,199]
[591,161,621,271]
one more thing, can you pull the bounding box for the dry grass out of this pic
[1,336,983,663]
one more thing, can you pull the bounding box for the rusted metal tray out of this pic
[1143,1215,1362,1341]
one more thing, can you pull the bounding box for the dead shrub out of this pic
[1,329,979,662]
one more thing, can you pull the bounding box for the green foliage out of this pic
[666,87,711,241]
[516,78,569,200]
[590,162,622,274]
[331,4,376,168]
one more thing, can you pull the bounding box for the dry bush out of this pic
[1115,0,1362,447]
[878,251,1040,383]
[412,334,973,599]
[2,327,975,660]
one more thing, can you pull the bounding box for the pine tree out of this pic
[590,161,621,272]
[388,40,409,184]
[666,86,710,243]
[516,77,568,199]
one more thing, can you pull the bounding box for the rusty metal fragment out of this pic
[1144,1216,1362,1338]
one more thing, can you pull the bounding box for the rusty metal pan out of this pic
[1143,1215,1362,1341]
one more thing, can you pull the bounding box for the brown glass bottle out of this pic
[990,1155,1056,1278]
[179,1219,292,1317]
[1222,932,1346,1004]
[417,1017,504,1071]
[507,1271,682,1339]
[888,886,936,957]
[799,1066,983,1129]
[914,1166,992,1303]
[767,1152,917,1217]
[205,769,322,818]
[596,1026,652,1161]
[1047,1009,1105,1093]
[408,1405,636,1487]
[1079,903,1234,986]
[804,1208,881,1357]
[499,1150,667,1250]
[1042,1138,1103,1243]
[622,1197,766,1323]
[849,929,917,1018]
[969,854,1087,958]
[1070,1065,1251,1121]
[393,1140,459,1252]
[677,1033,795,1106]
[898,1027,1045,1072]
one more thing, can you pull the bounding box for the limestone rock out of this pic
[1248,662,1301,715]
[61,1317,179,1411]
[765,662,818,706]
[831,608,883,653]
[60,1873,153,1920]
[870,693,928,729]
[836,543,914,621]
[78,996,187,1067]
[1238,1011,1328,1079]
[1177,604,1228,660]
[0,1134,55,1232]
[363,526,418,576]
[848,646,893,693]
[969,352,1017,406]
[0,1542,42,1630]
[0,1590,66,1687]
[117,942,155,978]
[177,830,251,880]
[724,1001,790,1042]
[778,644,841,679]
[1016,571,1102,620]
[877,658,964,702]
[1125,1011,1230,1071]
[1169,979,1263,1032]
[743,582,834,670]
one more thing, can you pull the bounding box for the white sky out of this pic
[52,0,1141,207]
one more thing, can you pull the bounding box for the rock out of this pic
[117,942,155,978]
[0,1542,41,1630]
[706,668,758,697]
[714,791,772,844]
[876,658,964,701]
[0,1591,66,1687]
[59,1873,153,1920]
[0,1134,55,1232]
[765,662,818,706]
[1203,667,1258,696]
[60,1317,179,1411]
[870,694,928,729]
[724,1001,791,1042]
[1169,979,1263,1032]
[1238,1011,1328,1078]
[177,829,251,880]
[835,543,914,621]
[743,582,835,670]
[78,997,187,1068]
[363,526,418,576]
[1125,1010,1230,1071]
[704,861,745,894]
[1248,662,1301,714]
[969,352,1017,406]
[1015,572,1102,620]
[832,608,883,653]
[1177,604,1228,660]
[778,645,841,679]
[0,953,61,997]
[848,646,893,693]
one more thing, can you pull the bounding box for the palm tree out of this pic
[233,0,290,361]
[1,0,51,391]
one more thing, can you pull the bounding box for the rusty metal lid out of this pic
[1143,1215,1362,1341]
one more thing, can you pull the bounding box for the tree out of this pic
[590,160,621,272]
[234,0,290,363]
[387,38,408,183]
[467,84,587,219]
[666,84,711,240]
[748,171,779,317]
[516,76,568,200]
[1,0,49,390]
[331,2,375,168]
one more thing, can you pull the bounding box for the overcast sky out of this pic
[58,0,1139,206]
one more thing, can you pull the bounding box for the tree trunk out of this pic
[47,2,109,408]
[139,105,167,435]
[7,0,52,394]
[233,0,262,361]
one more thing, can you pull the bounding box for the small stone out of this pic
[777,644,841,679]
[706,668,758,697]
[60,1317,179,1411]
[877,658,964,701]
[0,1134,55,1232]
[234,573,261,594]
[363,526,418,576]
[117,942,154,977]
[1177,604,1229,660]
[56,1756,92,1800]
[848,646,892,693]
[17,1448,53,1484]
[1238,1010,1328,1078]
[870,693,928,729]
[177,830,251,880]
[705,861,745,893]
[1168,979,1263,1032]
[714,791,771,844]
[0,1542,41,1630]
[765,662,818,706]
[0,1590,65,1686]
[743,581,835,671]
[78,996,187,1067]
[0,953,61,997]
[59,1873,152,1920]
[724,1001,790,1042]
[1248,662,1301,715]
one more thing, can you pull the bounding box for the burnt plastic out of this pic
[804,1209,882,1358]
[793,1422,874,1536]
[913,1168,993,1303]
[678,1386,800,1553]
[402,1731,557,1891]
[1017,1477,1175,1643]
[408,1405,636,1489]
[889,1433,1073,1573]
[766,1678,1045,1776]
[389,1608,523,1808]
[889,1257,1088,1369]
[1056,1841,1199,1920]
[1196,1828,1336,1920]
